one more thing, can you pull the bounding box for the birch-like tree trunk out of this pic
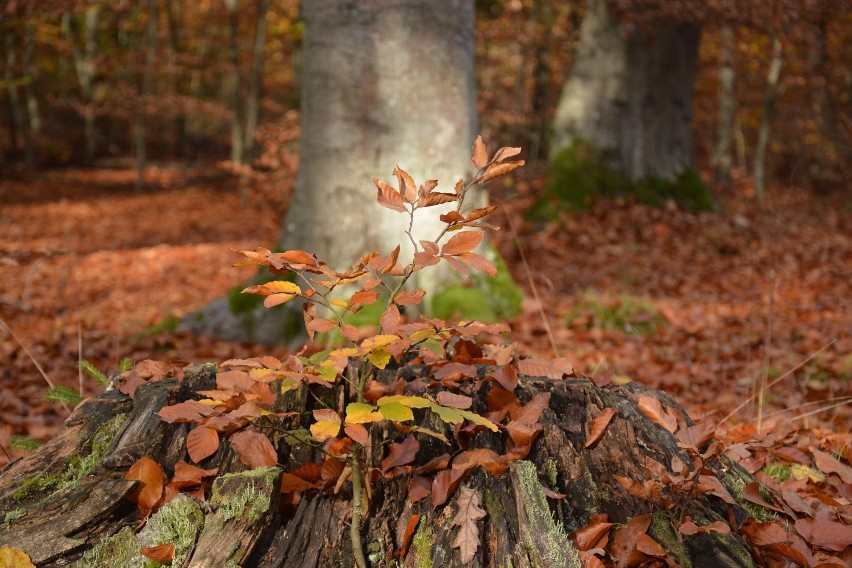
[68,3,100,165]
[551,0,701,182]
[225,0,243,166]
[753,37,783,204]
[713,25,736,186]
[243,0,268,165]
[134,0,158,192]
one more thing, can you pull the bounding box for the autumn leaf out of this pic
[610,514,653,568]
[373,176,407,213]
[394,288,426,306]
[470,135,488,169]
[344,402,384,424]
[516,357,574,380]
[418,192,458,207]
[186,425,220,463]
[158,400,215,423]
[350,289,380,306]
[344,424,369,445]
[379,401,414,422]
[570,515,614,551]
[125,456,165,518]
[481,160,524,182]
[393,166,418,203]
[492,146,522,162]
[432,468,469,507]
[441,231,482,256]
[141,544,175,564]
[381,435,419,473]
[637,395,677,433]
[436,391,473,409]
[397,514,422,559]
[452,448,508,477]
[230,429,278,469]
[307,317,337,334]
[380,304,401,334]
[585,407,617,448]
[452,486,487,563]
[0,547,36,568]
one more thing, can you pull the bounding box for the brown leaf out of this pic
[679,519,731,535]
[610,514,652,568]
[637,395,677,434]
[230,429,278,469]
[794,518,852,552]
[570,515,614,551]
[696,475,738,506]
[373,176,407,213]
[381,435,420,474]
[442,231,482,256]
[418,192,458,207]
[397,514,422,559]
[452,486,487,563]
[413,251,440,270]
[458,252,497,276]
[187,425,220,463]
[432,468,469,507]
[452,448,508,477]
[811,448,852,483]
[303,302,317,341]
[408,476,431,503]
[516,357,574,380]
[436,391,473,409]
[158,400,215,423]
[350,289,380,306]
[418,179,439,197]
[585,408,617,448]
[440,210,465,224]
[481,160,524,182]
[471,135,488,169]
[489,365,518,391]
[393,166,418,203]
[394,289,426,306]
[281,473,315,493]
[307,317,337,333]
[464,206,498,222]
[380,304,401,334]
[344,424,369,446]
[340,324,360,341]
[140,544,175,564]
[492,146,522,162]
[125,456,165,518]
[676,421,716,449]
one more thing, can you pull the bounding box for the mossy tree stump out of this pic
[1,365,757,567]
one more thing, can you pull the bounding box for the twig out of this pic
[349,448,368,568]
[0,439,12,462]
[0,317,71,415]
[716,340,835,428]
[502,207,560,357]
[78,321,83,396]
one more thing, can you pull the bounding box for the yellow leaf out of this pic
[361,334,401,352]
[330,300,349,308]
[377,395,432,409]
[0,547,37,568]
[310,420,340,442]
[411,426,449,443]
[367,348,391,369]
[345,402,385,424]
[458,409,499,432]
[790,464,825,482]
[280,377,301,394]
[198,399,224,406]
[379,402,415,422]
[429,403,464,424]
[409,329,437,343]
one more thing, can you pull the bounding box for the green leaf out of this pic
[345,402,384,424]
[377,395,432,409]
[367,347,391,369]
[79,359,108,386]
[458,409,499,432]
[379,402,415,422]
[43,385,83,406]
[282,428,313,446]
[428,403,464,424]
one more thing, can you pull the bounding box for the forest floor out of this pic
[1,167,850,556]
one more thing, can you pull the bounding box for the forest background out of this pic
[0,0,849,482]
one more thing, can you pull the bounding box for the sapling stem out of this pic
[349,446,368,568]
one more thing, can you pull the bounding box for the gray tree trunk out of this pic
[68,4,99,165]
[225,0,244,166]
[135,0,158,192]
[713,25,736,186]
[753,38,783,205]
[550,0,701,182]
[185,0,478,345]
[243,0,268,165]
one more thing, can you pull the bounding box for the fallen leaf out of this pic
[230,429,278,469]
[186,425,220,463]
[141,543,175,564]
[637,396,677,433]
[585,407,617,448]
[125,456,165,518]
[452,486,487,563]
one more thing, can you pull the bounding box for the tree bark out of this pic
[185,0,479,345]
[134,0,158,192]
[551,0,701,182]
[753,37,783,205]
[0,365,757,567]
[713,25,736,186]
[243,0,268,166]
[68,3,100,166]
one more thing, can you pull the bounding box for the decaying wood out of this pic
[0,364,757,567]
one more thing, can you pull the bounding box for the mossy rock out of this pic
[532,141,717,218]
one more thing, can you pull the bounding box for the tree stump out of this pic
[0,364,758,567]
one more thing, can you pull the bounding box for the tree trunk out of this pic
[135,0,158,192]
[185,0,479,345]
[68,4,99,166]
[4,26,27,164]
[225,0,244,167]
[713,25,736,186]
[0,365,757,567]
[753,37,783,205]
[550,0,701,182]
[243,0,268,165]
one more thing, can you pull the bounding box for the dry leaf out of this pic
[452,486,487,563]
[585,407,617,448]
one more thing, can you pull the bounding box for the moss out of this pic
[483,488,504,520]
[431,248,523,322]
[139,494,204,566]
[649,511,689,568]
[545,459,558,488]
[721,469,777,523]
[211,467,279,523]
[567,292,666,336]
[78,526,139,568]
[531,141,716,219]
[14,413,127,501]
[9,435,40,453]
[3,508,26,525]
[761,464,792,484]
[514,460,581,568]
[411,516,433,568]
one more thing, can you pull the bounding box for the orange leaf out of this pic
[125,456,165,518]
[394,289,426,306]
[516,357,574,380]
[350,289,380,306]
[141,544,175,564]
[442,231,482,256]
[432,468,469,507]
[418,192,458,207]
[481,160,524,183]
[440,210,465,224]
[373,176,406,213]
[585,408,617,448]
[307,317,338,333]
[471,135,488,169]
[452,448,508,477]
[230,429,278,469]
[381,435,420,474]
[418,179,438,197]
[393,166,418,203]
[492,146,522,162]
[637,396,677,433]
[187,425,220,463]
[380,304,401,334]
[436,391,473,409]
[397,514,422,559]
[458,252,496,276]
[344,424,369,445]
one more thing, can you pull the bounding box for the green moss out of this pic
[12,413,127,501]
[79,526,139,568]
[567,292,666,336]
[3,508,26,525]
[721,469,777,522]
[9,435,41,453]
[431,248,523,322]
[514,460,581,568]
[483,488,504,520]
[411,516,433,568]
[761,464,792,484]
[649,511,689,568]
[545,459,558,488]
[211,467,279,523]
[140,494,205,566]
[532,141,716,218]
